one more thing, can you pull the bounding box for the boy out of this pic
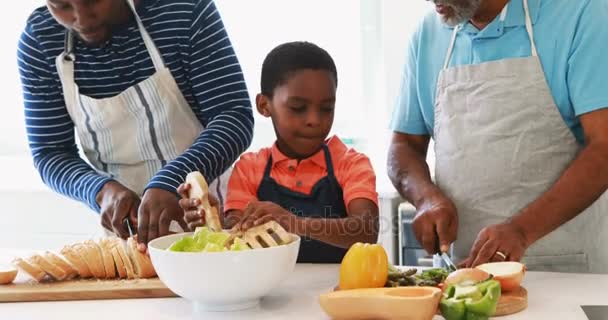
[179,42,379,263]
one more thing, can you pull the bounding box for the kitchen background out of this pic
[0,0,434,265]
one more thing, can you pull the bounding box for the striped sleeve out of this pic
[145,0,254,193]
[18,21,111,212]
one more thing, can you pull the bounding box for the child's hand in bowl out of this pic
[235,200,297,233]
[177,183,219,231]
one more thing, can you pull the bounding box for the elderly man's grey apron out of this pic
[55,0,230,215]
[433,0,607,273]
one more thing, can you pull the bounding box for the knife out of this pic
[123,218,135,238]
[434,240,457,272]
[436,252,457,272]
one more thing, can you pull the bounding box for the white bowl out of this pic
[148,232,300,312]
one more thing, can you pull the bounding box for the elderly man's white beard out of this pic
[433,0,483,26]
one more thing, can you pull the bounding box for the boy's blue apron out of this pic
[257,145,348,263]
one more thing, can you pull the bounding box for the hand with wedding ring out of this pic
[458,222,530,268]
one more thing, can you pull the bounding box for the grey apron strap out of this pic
[125,0,165,72]
[523,0,538,57]
[56,31,77,110]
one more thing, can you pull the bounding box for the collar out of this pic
[442,0,541,32]
[503,0,541,27]
[270,135,344,169]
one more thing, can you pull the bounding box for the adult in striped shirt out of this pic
[17,0,253,248]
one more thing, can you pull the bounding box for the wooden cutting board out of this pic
[495,286,528,316]
[0,277,177,302]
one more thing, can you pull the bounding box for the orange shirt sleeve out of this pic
[335,150,379,211]
[223,153,263,213]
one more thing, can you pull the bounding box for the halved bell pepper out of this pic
[339,242,388,290]
[440,279,501,320]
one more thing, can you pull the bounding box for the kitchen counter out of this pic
[1,251,607,320]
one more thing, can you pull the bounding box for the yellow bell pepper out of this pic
[339,242,389,290]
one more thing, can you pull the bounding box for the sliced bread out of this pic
[99,238,122,279]
[0,265,18,284]
[126,236,156,278]
[74,242,105,279]
[60,245,92,278]
[44,251,78,280]
[95,239,116,279]
[111,237,136,279]
[29,254,67,281]
[12,257,46,282]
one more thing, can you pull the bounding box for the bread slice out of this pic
[44,251,78,280]
[29,253,67,281]
[109,246,127,279]
[0,265,18,284]
[60,245,92,278]
[126,236,156,278]
[186,171,222,232]
[99,238,121,279]
[111,237,136,279]
[74,242,105,279]
[95,239,116,279]
[12,257,46,282]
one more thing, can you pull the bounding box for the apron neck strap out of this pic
[62,0,165,72]
[442,24,461,70]
[320,144,335,177]
[263,154,274,178]
[442,0,537,70]
[63,30,75,61]
[522,0,538,57]
[262,144,335,179]
[125,0,165,71]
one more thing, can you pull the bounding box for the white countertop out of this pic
[1,249,607,320]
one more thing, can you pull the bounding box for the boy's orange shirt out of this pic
[224,135,378,213]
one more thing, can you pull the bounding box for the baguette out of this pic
[100,238,125,279]
[126,236,156,278]
[111,237,136,279]
[74,242,105,279]
[110,246,127,279]
[44,251,78,280]
[96,239,116,279]
[0,265,18,284]
[186,171,222,232]
[29,254,67,281]
[60,245,92,278]
[12,257,46,282]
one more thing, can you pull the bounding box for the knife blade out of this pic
[123,218,135,238]
[436,252,457,272]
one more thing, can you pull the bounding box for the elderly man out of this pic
[388,0,608,273]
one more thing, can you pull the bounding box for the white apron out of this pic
[434,0,607,273]
[55,0,231,213]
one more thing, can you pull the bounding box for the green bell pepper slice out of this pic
[440,279,501,320]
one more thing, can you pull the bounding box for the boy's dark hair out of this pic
[260,41,338,97]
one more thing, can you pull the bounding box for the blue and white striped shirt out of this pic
[17,0,253,212]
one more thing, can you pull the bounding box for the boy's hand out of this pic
[177,183,220,231]
[235,201,297,233]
